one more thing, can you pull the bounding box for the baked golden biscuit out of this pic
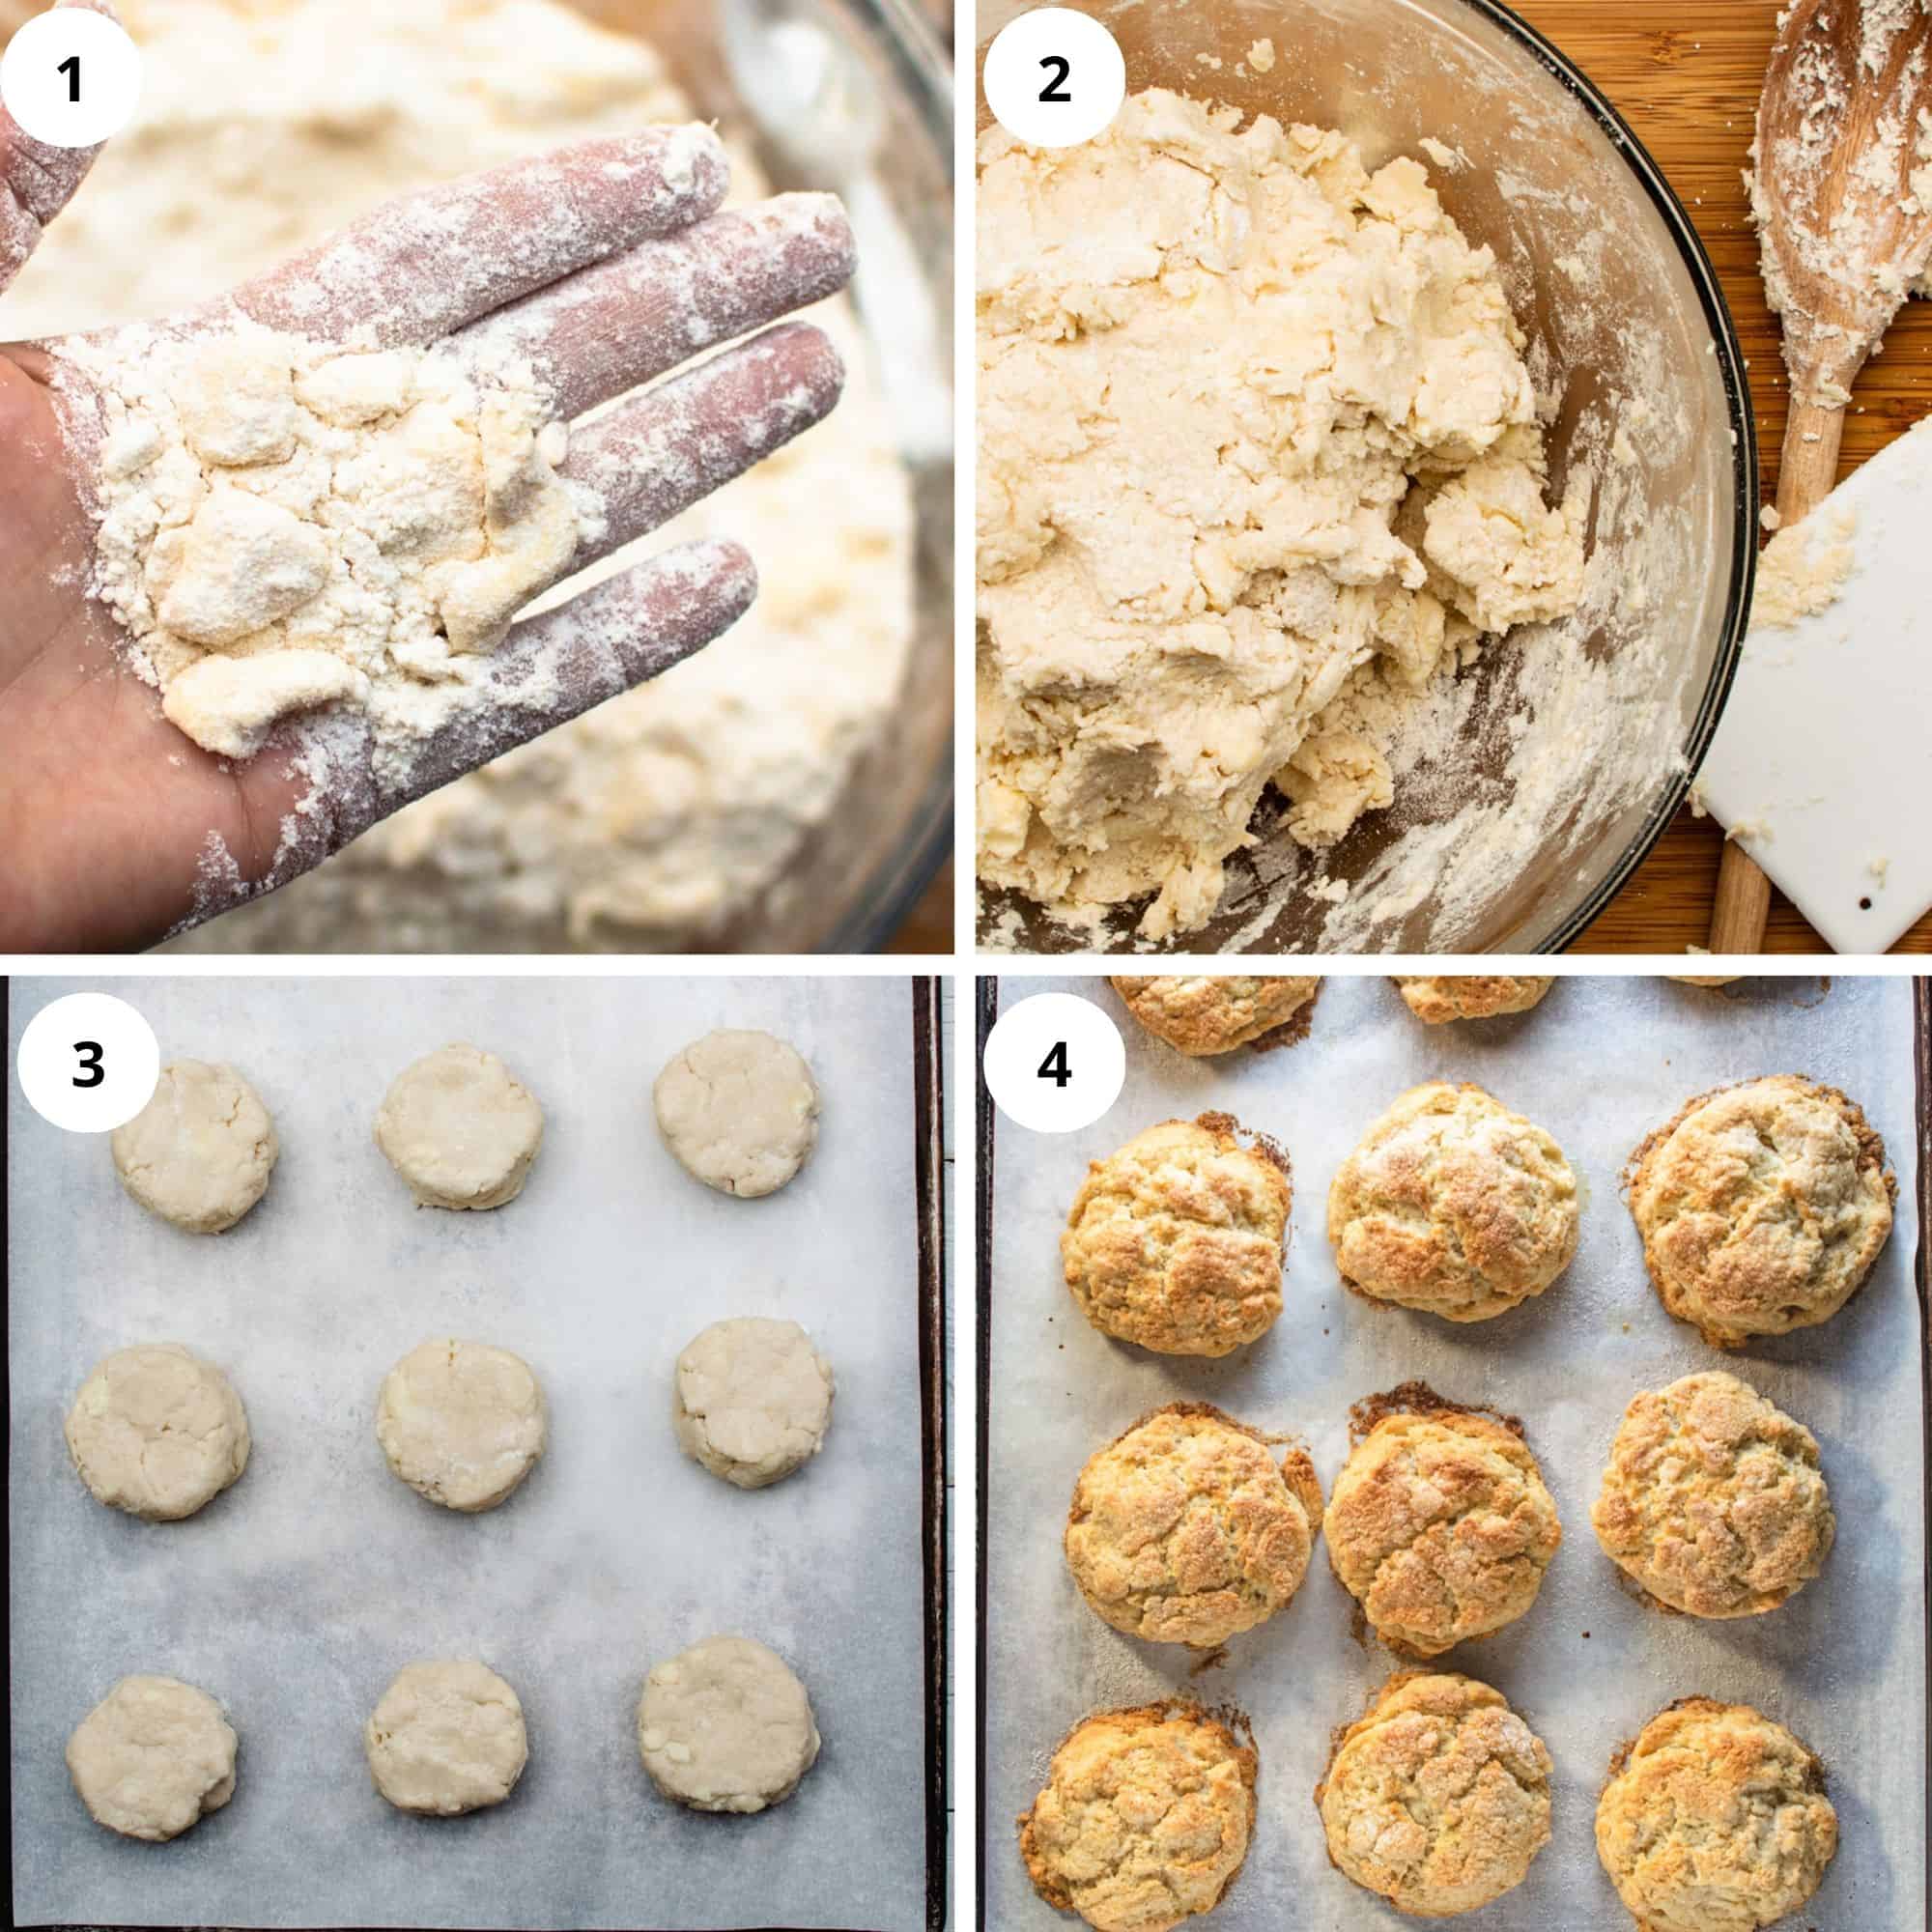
[1316,1671,1552,1917]
[1393,977,1553,1024]
[1327,1082,1578,1322]
[1595,1698,1836,1932]
[1110,976,1320,1056]
[1324,1405,1561,1658]
[1065,1404,1321,1647]
[1666,975,1744,987]
[1626,1073,1893,1348]
[1019,1703,1257,1932]
[1591,1371,1833,1618]
[1062,1119,1290,1357]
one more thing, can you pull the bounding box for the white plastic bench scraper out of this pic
[1693,414,1932,955]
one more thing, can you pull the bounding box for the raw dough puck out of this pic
[1626,1073,1894,1347]
[376,1339,546,1513]
[1590,1370,1833,1618]
[1061,1116,1290,1356]
[653,1029,820,1198]
[364,1660,527,1815]
[1019,1701,1256,1932]
[637,1635,819,1813]
[672,1317,835,1489]
[1324,1405,1561,1658]
[1327,1080,1578,1321]
[1595,1698,1836,1932]
[374,1042,544,1209]
[64,1342,250,1520]
[67,1674,238,1841]
[1317,1671,1552,1916]
[110,1060,277,1233]
[1064,1403,1321,1646]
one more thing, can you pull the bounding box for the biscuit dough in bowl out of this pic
[977,89,1586,939]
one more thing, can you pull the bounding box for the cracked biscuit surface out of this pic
[1393,977,1553,1024]
[1316,1671,1552,1917]
[1626,1074,1893,1348]
[67,1674,238,1842]
[1324,1406,1561,1657]
[1062,1119,1290,1357]
[1019,1702,1257,1932]
[1110,977,1321,1056]
[110,1060,277,1234]
[64,1343,250,1521]
[364,1660,527,1815]
[1328,1082,1578,1321]
[1592,1371,1833,1618]
[376,1338,546,1513]
[1065,1404,1321,1647]
[1595,1698,1836,1932]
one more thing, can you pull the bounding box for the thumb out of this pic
[0,0,120,296]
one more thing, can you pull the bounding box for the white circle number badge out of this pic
[983,991,1125,1134]
[983,8,1125,149]
[16,992,159,1132]
[1,6,144,149]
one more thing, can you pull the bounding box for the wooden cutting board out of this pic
[1517,0,1932,952]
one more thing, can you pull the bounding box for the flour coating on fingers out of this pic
[637,1635,820,1813]
[672,1317,834,1489]
[110,1059,278,1232]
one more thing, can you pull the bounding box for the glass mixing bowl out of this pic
[975,0,1755,955]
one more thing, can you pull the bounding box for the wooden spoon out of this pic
[1710,0,1932,952]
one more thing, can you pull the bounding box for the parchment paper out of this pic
[984,974,1925,1931]
[9,975,930,1931]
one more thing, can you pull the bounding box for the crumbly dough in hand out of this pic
[1062,1118,1290,1356]
[65,1343,250,1521]
[1110,977,1320,1055]
[376,1338,546,1512]
[672,1317,835,1489]
[1018,1702,1256,1932]
[637,1635,819,1814]
[1328,1081,1578,1321]
[1591,1371,1833,1618]
[1393,976,1554,1024]
[110,1060,277,1234]
[977,91,1585,939]
[1317,1671,1552,1917]
[364,1660,528,1815]
[1324,1407,1561,1658]
[1626,1073,1894,1347]
[1065,1403,1321,1647]
[375,1042,544,1210]
[67,1674,238,1842]
[654,1029,821,1198]
[1595,1698,1836,1932]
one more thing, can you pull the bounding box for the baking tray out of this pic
[7,973,948,1932]
[978,973,1929,1930]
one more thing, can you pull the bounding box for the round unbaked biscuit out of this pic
[654,1029,820,1198]
[1065,1403,1321,1647]
[672,1317,835,1489]
[1392,977,1553,1025]
[374,1043,543,1210]
[110,1060,277,1234]
[1019,1701,1256,1932]
[1626,1073,1894,1347]
[1595,1698,1836,1932]
[1109,976,1320,1055]
[364,1660,527,1815]
[1328,1082,1578,1322]
[1061,1117,1290,1357]
[637,1635,819,1814]
[1591,1371,1833,1618]
[67,1674,238,1841]
[1324,1405,1562,1658]
[1316,1671,1552,1917]
[376,1339,546,1513]
[65,1342,250,1521]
